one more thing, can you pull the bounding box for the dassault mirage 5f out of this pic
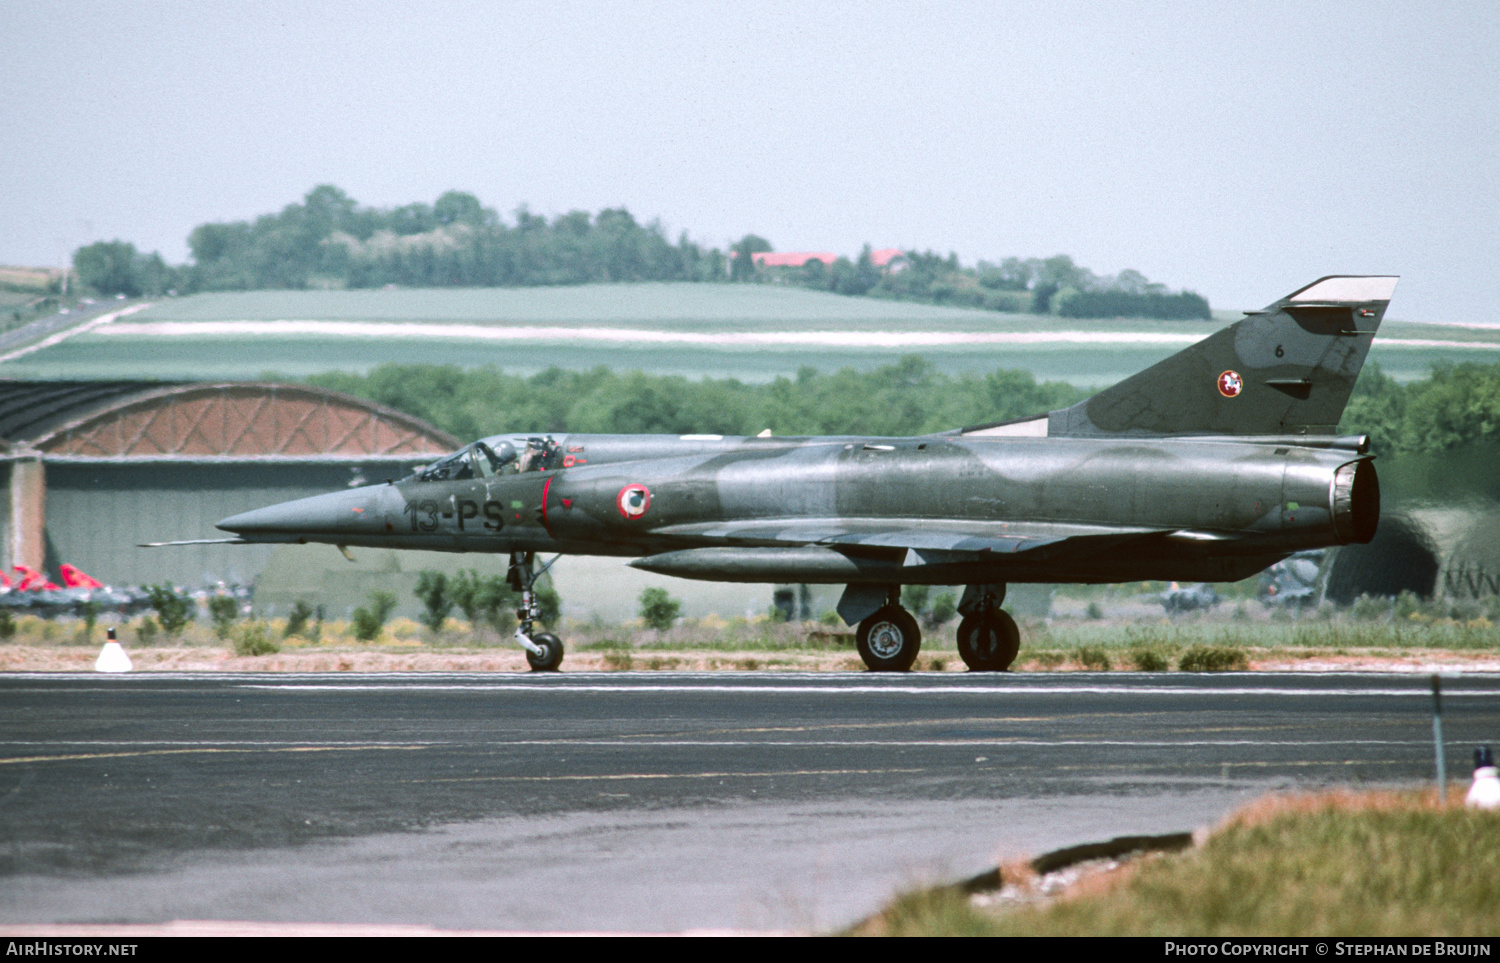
[205,276,1394,672]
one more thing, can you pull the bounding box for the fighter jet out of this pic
[1160,582,1220,615]
[194,276,1393,672]
[1258,549,1326,609]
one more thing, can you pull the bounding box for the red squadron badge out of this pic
[617,484,652,519]
[1217,370,1244,398]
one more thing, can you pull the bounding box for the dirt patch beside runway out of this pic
[2,643,1498,673]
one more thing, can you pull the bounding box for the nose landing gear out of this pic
[509,551,564,671]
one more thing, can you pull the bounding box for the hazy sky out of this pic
[3,1,1496,321]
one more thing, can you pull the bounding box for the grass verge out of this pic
[849,789,1500,936]
[2,611,1499,672]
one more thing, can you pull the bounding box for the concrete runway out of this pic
[2,671,1497,932]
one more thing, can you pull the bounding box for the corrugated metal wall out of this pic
[1,463,12,572]
[43,461,418,589]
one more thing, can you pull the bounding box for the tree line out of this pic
[70,184,1212,320]
[306,358,1088,442]
[772,247,1211,320]
[1340,361,1500,456]
[306,357,1500,460]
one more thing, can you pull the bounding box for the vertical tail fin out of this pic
[1048,276,1398,437]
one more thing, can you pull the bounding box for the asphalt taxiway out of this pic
[2,671,1496,932]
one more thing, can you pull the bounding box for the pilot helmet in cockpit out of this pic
[473,440,518,476]
[487,441,517,466]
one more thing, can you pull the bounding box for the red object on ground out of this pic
[11,565,61,591]
[60,563,105,589]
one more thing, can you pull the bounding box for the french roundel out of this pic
[617,484,652,519]
[1217,370,1244,398]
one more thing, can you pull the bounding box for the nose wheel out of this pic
[525,631,564,672]
[509,551,564,672]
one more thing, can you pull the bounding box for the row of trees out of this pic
[765,248,1211,319]
[306,358,1500,457]
[307,358,1088,441]
[71,185,1213,320]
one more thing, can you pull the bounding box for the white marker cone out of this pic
[1465,746,1500,810]
[94,627,133,673]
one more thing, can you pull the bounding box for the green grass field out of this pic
[1,284,1495,384]
[123,284,1024,329]
[853,791,1500,936]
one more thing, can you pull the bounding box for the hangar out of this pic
[0,380,458,590]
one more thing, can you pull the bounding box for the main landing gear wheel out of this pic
[857,605,921,672]
[525,632,564,672]
[957,610,1020,672]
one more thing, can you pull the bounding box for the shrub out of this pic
[901,585,958,629]
[449,569,516,635]
[926,591,958,629]
[144,584,192,636]
[1078,646,1112,671]
[1351,594,1393,621]
[639,587,682,631]
[0,610,14,640]
[413,571,452,632]
[232,622,280,656]
[351,591,397,642]
[207,594,239,639]
[1086,601,1104,620]
[602,651,634,670]
[1179,644,1249,672]
[136,617,158,645]
[1130,648,1170,672]
[284,599,314,639]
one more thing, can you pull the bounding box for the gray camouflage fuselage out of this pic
[221,429,1376,587]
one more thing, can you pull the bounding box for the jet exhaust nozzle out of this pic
[1331,459,1379,545]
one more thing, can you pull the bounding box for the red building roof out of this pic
[743,248,907,268]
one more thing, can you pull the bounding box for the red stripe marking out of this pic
[540,476,555,538]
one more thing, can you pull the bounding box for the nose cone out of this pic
[217,488,385,539]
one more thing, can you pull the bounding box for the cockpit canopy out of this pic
[413,437,557,482]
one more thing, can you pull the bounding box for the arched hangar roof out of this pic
[0,380,459,460]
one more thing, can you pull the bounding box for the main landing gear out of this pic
[856,591,921,672]
[852,583,1022,673]
[508,551,563,672]
[956,583,1019,672]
